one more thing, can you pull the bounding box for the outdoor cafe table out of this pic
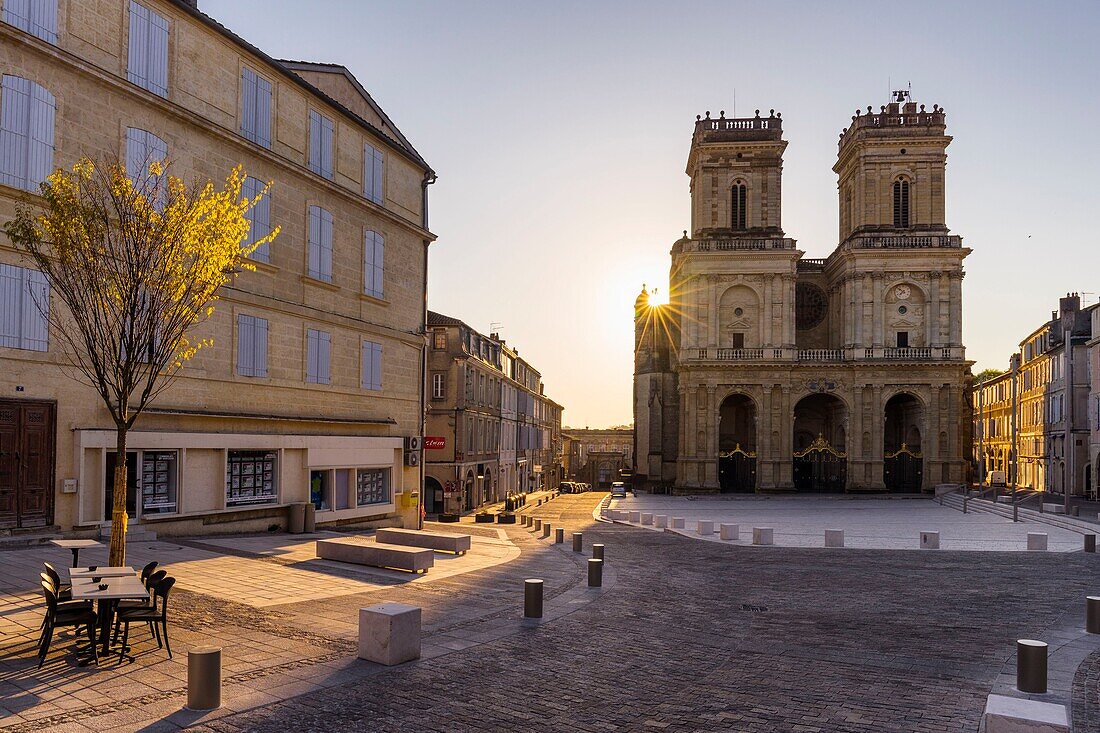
[69,566,135,580]
[50,539,103,568]
[69,573,148,660]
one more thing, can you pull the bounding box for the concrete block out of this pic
[719,523,738,541]
[920,531,940,549]
[981,693,1068,733]
[641,512,654,526]
[317,538,434,573]
[697,520,714,535]
[752,527,773,545]
[376,528,471,555]
[1042,503,1066,514]
[825,529,844,548]
[629,511,641,523]
[359,603,421,666]
[671,517,685,529]
[1027,533,1048,551]
[655,514,668,528]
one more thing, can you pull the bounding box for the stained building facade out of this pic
[635,94,972,493]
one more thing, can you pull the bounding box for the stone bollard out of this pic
[752,527,774,545]
[697,520,714,536]
[655,515,668,528]
[825,529,845,548]
[572,532,583,552]
[1017,639,1048,694]
[1085,534,1096,553]
[629,511,641,523]
[542,523,551,539]
[358,603,421,666]
[641,512,653,526]
[592,543,605,560]
[1073,506,1081,518]
[1087,596,1100,634]
[523,515,531,527]
[719,523,738,541]
[588,558,603,588]
[186,646,222,711]
[524,579,543,619]
[671,517,685,529]
[920,531,940,550]
[1027,533,1048,551]
[533,518,543,532]
[555,527,564,544]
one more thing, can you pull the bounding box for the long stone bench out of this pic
[376,528,472,555]
[317,538,434,573]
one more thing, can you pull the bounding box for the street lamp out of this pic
[1010,352,1021,503]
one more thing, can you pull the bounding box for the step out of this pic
[943,494,1099,536]
[98,524,157,542]
[0,532,63,549]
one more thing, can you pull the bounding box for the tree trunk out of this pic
[109,426,129,567]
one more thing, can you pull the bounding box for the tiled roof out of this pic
[427,311,468,328]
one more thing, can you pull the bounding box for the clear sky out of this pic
[205,0,1099,428]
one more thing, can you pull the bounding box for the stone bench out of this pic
[655,515,668,528]
[982,694,1068,733]
[697,520,714,535]
[359,603,421,666]
[317,538,434,573]
[1042,503,1066,514]
[1027,532,1048,551]
[671,517,685,529]
[376,528,472,555]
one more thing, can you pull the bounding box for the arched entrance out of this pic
[718,394,756,492]
[464,470,475,511]
[792,394,847,492]
[424,477,444,514]
[884,393,924,492]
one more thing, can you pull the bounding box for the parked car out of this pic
[610,482,627,498]
[559,481,575,493]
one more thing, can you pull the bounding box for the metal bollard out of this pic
[1013,504,1018,523]
[542,523,551,538]
[186,646,222,711]
[587,558,603,587]
[555,527,564,544]
[1088,597,1100,634]
[534,518,543,532]
[592,543,604,560]
[1016,639,1048,693]
[963,496,968,514]
[572,532,583,552]
[524,579,543,618]
[1086,534,1096,553]
[1073,505,1081,517]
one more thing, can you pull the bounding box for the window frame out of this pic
[363,142,384,204]
[240,66,273,149]
[731,181,747,230]
[241,175,272,263]
[236,313,269,378]
[225,449,279,507]
[308,109,335,180]
[126,1,169,98]
[0,262,49,351]
[307,205,334,282]
[305,327,331,385]
[363,229,384,299]
[892,178,911,228]
[361,339,382,391]
[2,0,58,44]
[431,372,445,400]
[0,74,56,193]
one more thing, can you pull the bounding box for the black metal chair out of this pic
[38,581,98,668]
[115,576,175,661]
[112,569,166,645]
[42,562,72,601]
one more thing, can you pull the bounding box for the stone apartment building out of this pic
[1089,306,1100,498]
[0,0,436,536]
[635,93,972,494]
[563,427,633,488]
[424,311,563,515]
[973,294,1096,497]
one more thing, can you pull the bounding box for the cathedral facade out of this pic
[634,94,972,493]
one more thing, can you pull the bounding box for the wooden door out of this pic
[0,400,56,529]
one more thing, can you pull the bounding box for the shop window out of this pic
[140,450,177,514]
[226,450,277,506]
[356,468,389,506]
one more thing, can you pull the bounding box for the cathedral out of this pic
[634,93,972,493]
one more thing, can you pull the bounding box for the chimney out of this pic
[1060,292,1081,316]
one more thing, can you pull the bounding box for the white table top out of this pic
[69,576,148,601]
[69,566,136,579]
[50,539,103,549]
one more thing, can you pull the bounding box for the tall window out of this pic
[892,178,910,228]
[432,373,445,399]
[241,175,272,263]
[363,230,384,298]
[731,182,747,230]
[0,75,55,192]
[896,331,909,348]
[127,1,169,98]
[364,143,384,204]
[236,314,268,378]
[0,263,49,351]
[305,328,331,384]
[3,0,58,43]
[361,340,382,391]
[307,205,333,282]
[308,110,334,180]
[240,67,272,148]
[433,330,447,349]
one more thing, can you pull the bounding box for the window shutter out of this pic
[26,81,55,188]
[371,147,384,203]
[241,69,271,148]
[363,230,384,298]
[241,69,256,143]
[2,0,31,33]
[320,207,333,281]
[321,116,334,179]
[30,0,57,43]
[0,75,30,190]
[318,330,331,384]
[20,268,48,351]
[147,8,169,97]
[127,2,149,89]
[253,317,268,377]
[373,233,384,298]
[237,314,254,376]
[256,76,272,148]
[306,329,319,382]
[0,264,23,348]
[308,206,332,281]
[242,176,270,262]
[308,111,322,175]
[370,342,382,390]
[364,144,384,203]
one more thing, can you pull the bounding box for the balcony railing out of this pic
[688,237,796,252]
[695,348,765,360]
[847,234,961,250]
[798,349,844,362]
[687,346,964,363]
[880,347,931,360]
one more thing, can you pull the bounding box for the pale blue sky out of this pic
[205,0,1099,427]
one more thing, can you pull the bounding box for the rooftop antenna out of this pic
[733,88,736,118]
[489,321,503,336]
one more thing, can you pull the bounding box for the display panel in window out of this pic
[226,450,278,506]
[356,468,389,506]
[140,450,177,514]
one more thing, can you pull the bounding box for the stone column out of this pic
[676,383,687,472]
[949,271,964,346]
[861,273,873,347]
[870,383,885,488]
[705,385,719,488]
[779,385,794,487]
[938,271,950,347]
[762,276,772,347]
[927,271,940,347]
[760,386,773,488]
[851,384,864,463]
[786,274,797,348]
[872,272,884,348]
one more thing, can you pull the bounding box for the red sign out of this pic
[424,437,446,450]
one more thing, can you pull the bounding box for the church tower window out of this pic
[731,183,747,230]
[892,179,910,228]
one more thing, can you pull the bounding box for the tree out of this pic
[974,368,1005,383]
[4,158,277,566]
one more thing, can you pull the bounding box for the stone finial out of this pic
[776,112,781,119]
[754,109,761,117]
[769,109,775,117]
[719,110,725,118]
[919,104,926,112]
[933,104,939,111]
[696,114,701,121]
[705,110,711,119]
[867,106,873,113]
[683,230,688,237]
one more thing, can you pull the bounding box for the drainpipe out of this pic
[418,170,437,529]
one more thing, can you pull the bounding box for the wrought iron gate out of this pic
[793,435,847,492]
[718,444,756,493]
[884,444,923,492]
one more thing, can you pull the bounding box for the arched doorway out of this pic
[884,393,924,492]
[792,394,847,492]
[718,394,756,492]
[424,477,444,514]
[464,470,475,511]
